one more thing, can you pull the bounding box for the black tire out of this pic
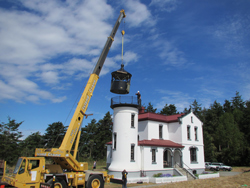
[86,174,104,188]
[47,177,67,188]
[210,168,214,171]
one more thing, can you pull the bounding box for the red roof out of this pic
[138,139,184,148]
[106,139,184,148]
[138,112,185,123]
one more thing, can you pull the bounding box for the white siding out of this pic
[141,146,165,171]
[138,121,148,140]
[180,112,205,169]
[168,122,182,143]
[144,121,169,140]
[108,106,140,172]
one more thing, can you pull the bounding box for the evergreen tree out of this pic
[242,100,250,143]
[240,100,250,165]
[223,100,232,113]
[94,112,113,159]
[0,118,23,165]
[203,130,217,162]
[215,113,244,165]
[43,122,66,148]
[79,119,98,159]
[145,102,157,113]
[182,107,189,114]
[20,131,44,157]
[79,112,112,160]
[231,91,245,111]
[202,101,223,135]
[191,99,202,119]
[159,104,179,115]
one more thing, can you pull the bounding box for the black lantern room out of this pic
[110,64,132,94]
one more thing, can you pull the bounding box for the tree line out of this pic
[0,92,249,166]
[0,112,112,165]
[144,92,250,166]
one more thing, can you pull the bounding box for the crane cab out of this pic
[110,64,132,94]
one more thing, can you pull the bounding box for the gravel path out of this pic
[219,171,241,177]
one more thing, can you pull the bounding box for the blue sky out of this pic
[0,0,250,139]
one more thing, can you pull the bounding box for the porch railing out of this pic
[175,162,197,179]
[164,161,172,168]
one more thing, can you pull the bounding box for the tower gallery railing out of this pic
[111,96,139,108]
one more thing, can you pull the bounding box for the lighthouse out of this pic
[108,96,140,178]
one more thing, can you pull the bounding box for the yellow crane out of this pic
[1,9,126,188]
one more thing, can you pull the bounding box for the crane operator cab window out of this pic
[19,159,26,174]
[29,160,40,170]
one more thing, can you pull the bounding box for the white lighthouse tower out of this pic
[108,96,140,178]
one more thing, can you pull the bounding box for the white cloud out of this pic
[40,71,60,85]
[212,14,250,56]
[101,51,138,76]
[0,0,120,103]
[155,89,217,112]
[123,51,138,65]
[155,89,193,112]
[125,0,156,27]
[155,40,187,68]
[150,0,179,12]
[63,58,94,79]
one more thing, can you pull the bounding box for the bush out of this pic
[153,173,162,177]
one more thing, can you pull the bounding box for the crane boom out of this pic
[35,9,126,171]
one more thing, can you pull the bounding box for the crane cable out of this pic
[121,30,125,65]
[121,19,125,65]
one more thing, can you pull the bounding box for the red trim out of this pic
[138,113,185,123]
[106,139,184,148]
[138,139,184,148]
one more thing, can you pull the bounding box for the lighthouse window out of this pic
[113,133,117,150]
[131,114,135,128]
[131,144,135,161]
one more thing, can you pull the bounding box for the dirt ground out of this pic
[105,167,250,188]
[2,166,250,187]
